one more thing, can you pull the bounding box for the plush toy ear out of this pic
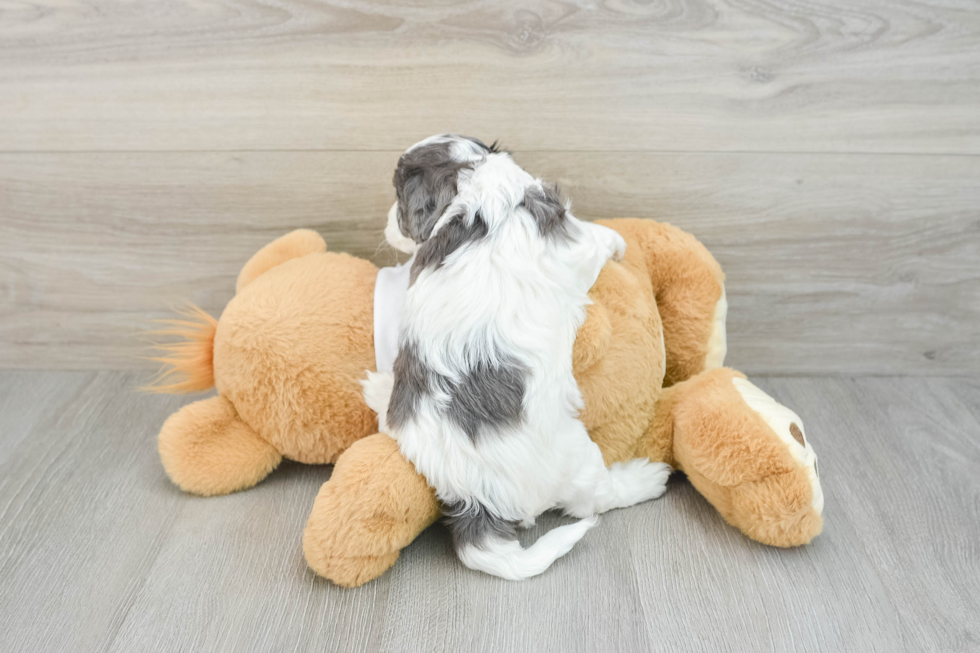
[393,140,471,244]
[236,229,327,294]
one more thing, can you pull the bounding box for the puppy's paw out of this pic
[607,458,672,508]
[608,232,627,262]
[587,223,626,262]
[360,371,394,432]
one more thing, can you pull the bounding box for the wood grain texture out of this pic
[1,151,978,373]
[0,372,977,652]
[1,0,979,371]
[0,0,979,153]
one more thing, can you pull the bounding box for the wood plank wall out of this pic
[1,0,978,374]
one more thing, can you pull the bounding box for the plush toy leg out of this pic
[303,433,441,588]
[644,368,824,547]
[158,396,282,496]
[599,219,727,385]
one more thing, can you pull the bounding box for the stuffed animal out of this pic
[151,219,823,588]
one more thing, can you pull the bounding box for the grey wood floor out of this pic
[1,371,977,653]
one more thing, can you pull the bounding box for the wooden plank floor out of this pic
[1,371,977,653]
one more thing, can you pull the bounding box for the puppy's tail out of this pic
[446,502,598,580]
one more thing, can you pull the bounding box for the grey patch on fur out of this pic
[521,184,571,241]
[446,355,526,442]
[387,339,525,443]
[409,210,489,285]
[393,140,473,244]
[443,499,518,550]
[387,341,433,429]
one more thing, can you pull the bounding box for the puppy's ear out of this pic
[393,141,472,244]
[461,136,507,154]
[410,211,489,285]
[521,184,571,241]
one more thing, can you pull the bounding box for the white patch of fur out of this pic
[385,136,669,580]
[360,371,394,433]
[731,377,823,515]
[385,202,417,255]
[703,287,727,370]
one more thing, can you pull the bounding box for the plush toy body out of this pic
[154,219,823,588]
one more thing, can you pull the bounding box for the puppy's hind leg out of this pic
[593,458,672,513]
[561,451,672,518]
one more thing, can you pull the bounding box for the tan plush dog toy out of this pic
[151,219,823,587]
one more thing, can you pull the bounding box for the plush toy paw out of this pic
[730,377,823,517]
[666,368,823,547]
[303,434,440,587]
[158,396,282,496]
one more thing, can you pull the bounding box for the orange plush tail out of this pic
[142,304,218,394]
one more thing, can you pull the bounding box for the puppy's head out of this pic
[386,135,500,254]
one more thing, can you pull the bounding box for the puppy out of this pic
[365,135,671,580]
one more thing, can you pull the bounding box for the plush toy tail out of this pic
[142,304,218,394]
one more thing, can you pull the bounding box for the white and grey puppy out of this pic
[365,134,671,580]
